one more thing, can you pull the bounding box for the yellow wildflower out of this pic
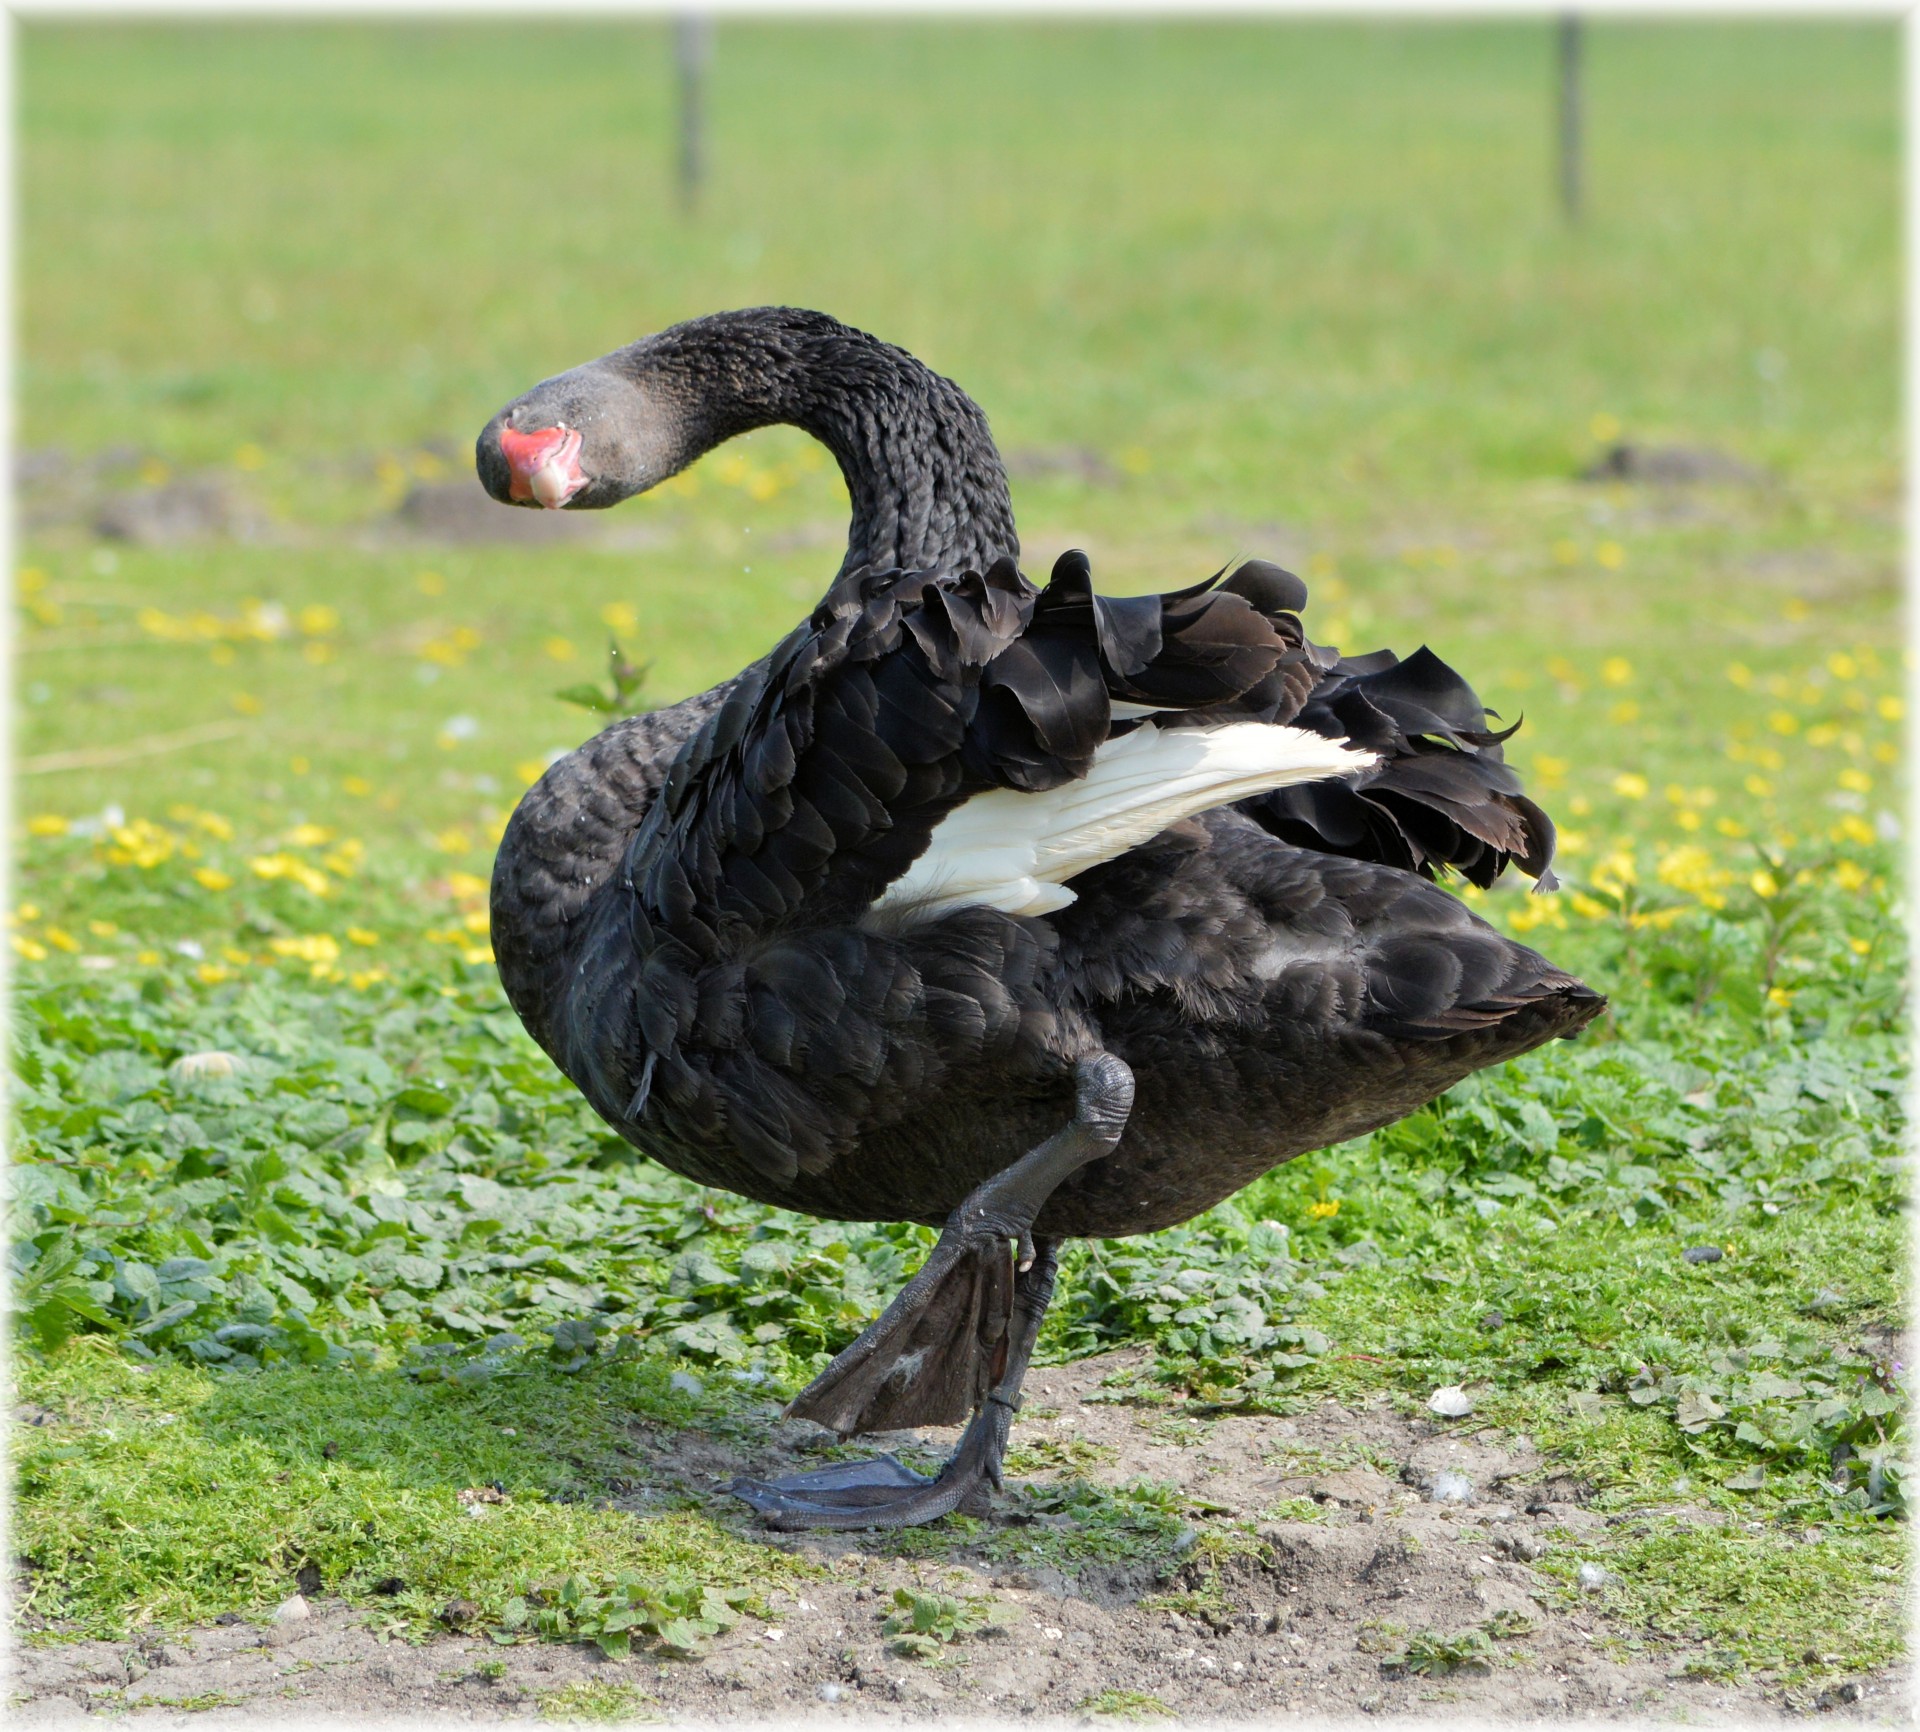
[349,968,389,990]
[26,814,68,837]
[1595,542,1625,570]
[1552,539,1580,566]
[418,570,446,595]
[104,819,178,869]
[1873,741,1898,764]
[1508,899,1566,934]
[12,936,48,961]
[284,823,334,848]
[269,933,341,965]
[249,853,330,895]
[342,775,373,797]
[460,943,494,966]
[1600,657,1633,686]
[1568,892,1612,921]
[89,920,118,938]
[1725,662,1753,688]
[1750,869,1780,900]
[195,963,230,985]
[544,637,577,661]
[1849,937,1872,956]
[136,949,162,965]
[1744,775,1774,799]
[1833,859,1869,892]
[1767,710,1799,736]
[297,605,339,636]
[346,927,380,947]
[192,867,234,892]
[234,442,266,471]
[16,903,40,921]
[1715,817,1748,838]
[1827,652,1858,680]
[1876,695,1904,722]
[1591,851,1637,896]
[462,909,490,935]
[601,601,639,635]
[434,828,474,855]
[1308,1198,1341,1220]
[446,871,489,901]
[1767,985,1794,1009]
[516,760,549,785]
[1830,814,1876,847]
[1612,772,1648,801]
[232,692,263,715]
[1839,767,1872,794]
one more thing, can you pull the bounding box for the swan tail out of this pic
[1238,643,1559,890]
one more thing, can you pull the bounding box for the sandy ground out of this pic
[11,1351,1907,1727]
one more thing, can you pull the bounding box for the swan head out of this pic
[477,360,688,512]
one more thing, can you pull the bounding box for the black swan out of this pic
[477,307,1603,1530]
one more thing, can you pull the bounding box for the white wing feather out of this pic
[873,720,1376,920]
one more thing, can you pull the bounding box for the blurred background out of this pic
[11,15,1899,953]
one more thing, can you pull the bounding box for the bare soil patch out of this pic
[11,1353,1907,1725]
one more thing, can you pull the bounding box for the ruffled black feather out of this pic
[1156,562,1560,892]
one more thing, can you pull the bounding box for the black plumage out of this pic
[481,308,1603,1527]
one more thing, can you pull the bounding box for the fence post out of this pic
[675,15,713,216]
[1558,14,1584,223]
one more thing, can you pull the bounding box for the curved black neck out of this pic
[617,309,1020,578]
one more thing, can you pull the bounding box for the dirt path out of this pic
[13,1352,1906,1726]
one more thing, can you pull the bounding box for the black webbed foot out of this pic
[732,1243,1060,1531]
[730,1399,1015,1531]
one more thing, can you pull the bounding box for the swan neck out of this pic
[629,310,1019,577]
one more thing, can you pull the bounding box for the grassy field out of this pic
[10,17,1906,1697]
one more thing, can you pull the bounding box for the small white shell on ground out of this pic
[1427,1384,1474,1418]
[169,1050,249,1080]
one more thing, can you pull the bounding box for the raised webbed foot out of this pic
[780,1053,1133,1439]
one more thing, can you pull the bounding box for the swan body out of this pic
[479,308,1603,1525]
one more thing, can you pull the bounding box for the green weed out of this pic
[495,1573,749,1660]
[1080,1689,1175,1719]
[535,1679,656,1724]
[878,1586,993,1659]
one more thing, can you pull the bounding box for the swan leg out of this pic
[730,1239,1061,1530]
[777,1051,1133,1439]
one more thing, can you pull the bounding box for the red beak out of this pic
[497,424,587,509]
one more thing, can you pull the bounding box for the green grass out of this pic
[10,15,1904,1687]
